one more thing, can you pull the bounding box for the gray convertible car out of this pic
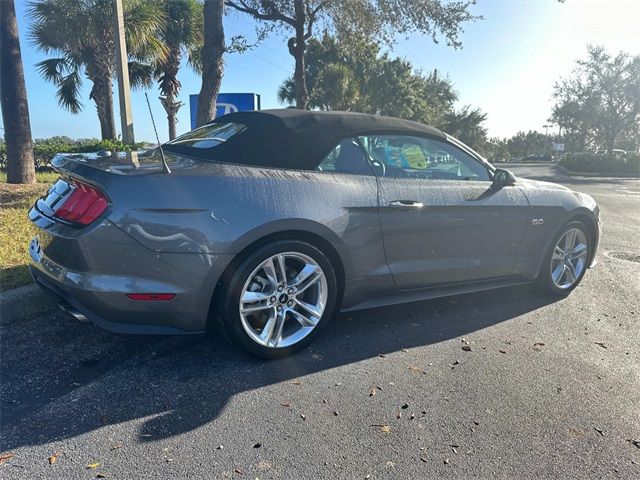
[29,109,600,357]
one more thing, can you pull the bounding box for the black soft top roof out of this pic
[165,109,446,170]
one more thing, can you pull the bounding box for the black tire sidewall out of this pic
[223,240,338,358]
[538,220,591,295]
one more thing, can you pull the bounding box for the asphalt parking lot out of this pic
[1,163,639,479]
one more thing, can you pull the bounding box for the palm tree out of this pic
[1,0,36,184]
[28,0,165,140]
[145,0,203,140]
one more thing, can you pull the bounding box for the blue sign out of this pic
[190,93,261,130]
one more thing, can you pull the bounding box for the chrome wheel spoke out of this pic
[290,264,319,288]
[553,245,566,262]
[277,254,288,285]
[288,308,318,328]
[552,263,565,284]
[241,290,271,303]
[262,257,279,288]
[569,243,587,260]
[564,229,577,250]
[295,270,322,295]
[241,304,272,314]
[295,298,322,318]
[565,262,578,283]
[269,311,286,347]
[258,314,277,344]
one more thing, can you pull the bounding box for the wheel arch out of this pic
[532,208,599,280]
[568,210,599,266]
[207,227,347,328]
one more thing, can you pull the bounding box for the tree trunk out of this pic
[96,82,116,140]
[167,95,177,140]
[0,0,35,184]
[196,0,225,127]
[87,56,116,140]
[289,0,308,109]
[606,129,616,155]
[159,46,182,139]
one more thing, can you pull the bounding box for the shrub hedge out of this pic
[0,139,146,171]
[559,152,640,176]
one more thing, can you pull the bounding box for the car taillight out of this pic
[54,180,108,225]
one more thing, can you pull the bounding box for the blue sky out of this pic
[4,0,639,143]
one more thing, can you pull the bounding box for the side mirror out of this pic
[492,168,516,188]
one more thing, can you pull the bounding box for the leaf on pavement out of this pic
[408,365,426,374]
[86,462,101,469]
[0,452,14,465]
[48,451,62,465]
[532,342,546,351]
[380,425,391,433]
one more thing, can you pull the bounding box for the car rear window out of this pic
[166,122,246,149]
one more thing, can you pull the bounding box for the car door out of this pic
[357,134,530,289]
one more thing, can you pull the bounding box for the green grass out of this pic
[0,172,57,291]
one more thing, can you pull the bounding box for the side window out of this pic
[317,138,373,176]
[357,135,490,181]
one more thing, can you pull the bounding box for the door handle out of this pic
[389,200,424,209]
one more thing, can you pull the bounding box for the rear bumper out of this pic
[30,266,202,334]
[28,219,233,335]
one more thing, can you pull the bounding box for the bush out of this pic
[559,152,640,176]
[0,138,146,171]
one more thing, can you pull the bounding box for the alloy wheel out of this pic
[550,228,588,290]
[239,252,328,348]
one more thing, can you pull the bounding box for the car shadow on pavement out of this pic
[0,284,558,451]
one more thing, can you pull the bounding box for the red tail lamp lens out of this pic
[126,294,176,301]
[54,180,108,225]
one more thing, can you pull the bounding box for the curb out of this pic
[0,283,57,325]
[555,165,640,178]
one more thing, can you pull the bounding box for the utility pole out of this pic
[113,0,134,143]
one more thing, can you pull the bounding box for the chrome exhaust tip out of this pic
[58,303,89,323]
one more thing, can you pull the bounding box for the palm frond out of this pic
[128,61,155,89]
[125,0,168,61]
[186,46,202,75]
[35,57,69,83]
[56,68,83,113]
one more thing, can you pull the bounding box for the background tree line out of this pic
[1,0,638,183]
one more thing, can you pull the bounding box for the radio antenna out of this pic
[144,92,171,174]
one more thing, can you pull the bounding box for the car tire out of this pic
[537,220,591,296]
[222,240,338,359]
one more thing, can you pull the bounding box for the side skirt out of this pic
[341,276,532,313]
